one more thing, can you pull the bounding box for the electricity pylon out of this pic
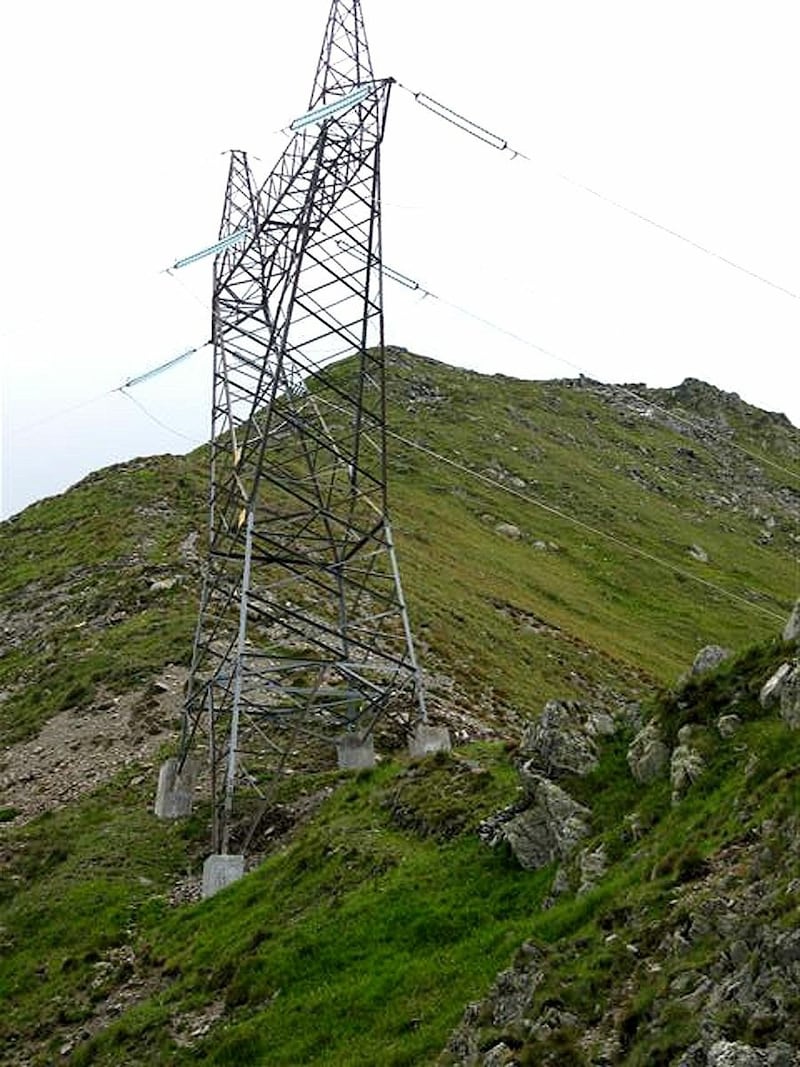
[158,0,443,868]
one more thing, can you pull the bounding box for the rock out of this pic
[671,742,706,804]
[676,1043,707,1067]
[479,773,591,871]
[765,1043,795,1067]
[717,714,742,738]
[578,844,607,895]
[483,1042,513,1066]
[586,709,617,737]
[779,666,800,729]
[692,645,732,676]
[549,864,571,898]
[520,700,599,779]
[759,663,793,708]
[783,598,800,642]
[624,810,645,840]
[494,522,521,539]
[444,950,546,1063]
[179,530,200,562]
[627,720,670,784]
[707,1040,769,1066]
[689,543,709,562]
[149,576,181,593]
[677,723,697,746]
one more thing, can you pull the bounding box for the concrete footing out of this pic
[202,854,245,899]
[154,757,198,819]
[408,722,452,759]
[336,733,375,770]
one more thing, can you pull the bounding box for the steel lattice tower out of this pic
[171,0,430,858]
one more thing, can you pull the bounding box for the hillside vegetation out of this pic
[1,354,798,1065]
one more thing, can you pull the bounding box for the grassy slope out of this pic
[1,355,798,1064]
[2,642,798,1065]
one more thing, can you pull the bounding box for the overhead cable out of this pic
[14,341,211,436]
[117,389,203,445]
[310,390,788,625]
[398,83,800,303]
[388,427,788,624]
[376,256,800,484]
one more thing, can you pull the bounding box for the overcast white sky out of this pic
[1,0,798,520]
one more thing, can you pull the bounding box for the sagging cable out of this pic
[399,83,797,300]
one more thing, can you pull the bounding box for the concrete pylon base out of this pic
[336,733,375,770]
[202,854,245,899]
[408,722,452,759]
[154,757,198,819]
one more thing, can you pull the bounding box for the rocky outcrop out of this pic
[760,663,794,709]
[478,700,617,871]
[703,1039,795,1066]
[670,724,707,804]
[446,620,800,1067]
[444,945,546,1065]
[577,844,608,895]
[494,522,521,540]
[761,660,800,729]
[478,771,591,871]
[519,699,614,779]
[443,815,800,1066]
[627,719,670,783]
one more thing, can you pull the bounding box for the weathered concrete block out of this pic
[202,854,245,899]
[408,722,452,759]
[154,757,198,819]
[336,733,375,770]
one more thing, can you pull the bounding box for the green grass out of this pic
[1,353,798,1064]
[4,634,799,1065]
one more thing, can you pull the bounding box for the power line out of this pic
[14,342,211,437]
[310,389,789,625]
[379,259,800,486]
[15,390,115,435]
[391,426,791,625]
[118,389,203,445]
[398,84,800,304]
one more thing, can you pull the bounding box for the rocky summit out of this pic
[1,353,798,1066]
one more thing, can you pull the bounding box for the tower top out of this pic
[308,0,375,109]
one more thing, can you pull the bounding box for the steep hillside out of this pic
[1,355,798,1065]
